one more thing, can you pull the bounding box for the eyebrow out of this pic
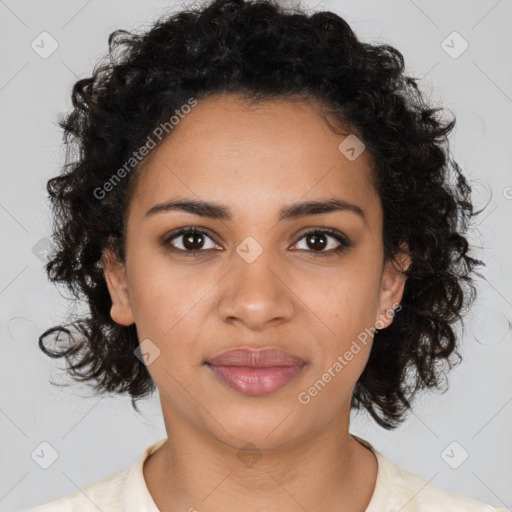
[145,197,366,222]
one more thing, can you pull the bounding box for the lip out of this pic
[207,347,307,367]
[205,347,307,397]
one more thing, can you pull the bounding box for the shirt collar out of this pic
[123,437,167,511]
[351,434,396,511]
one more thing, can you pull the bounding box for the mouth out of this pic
[204,347,307,397]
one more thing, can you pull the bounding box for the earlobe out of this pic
[375,244,411,329]
[101,248,135,326]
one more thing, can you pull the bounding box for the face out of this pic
[102,94,409,451]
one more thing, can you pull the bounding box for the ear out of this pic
[375,243,411,329]
[101,248,135,326]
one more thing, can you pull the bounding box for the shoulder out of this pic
[388,464,508,512]
[351,435,508,512]
[25,437,167,512]
[25,469,126,512]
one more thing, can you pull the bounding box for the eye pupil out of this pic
[307,233,327,251]
[183,232,204,250]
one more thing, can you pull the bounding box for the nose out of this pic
[217,245,295,331]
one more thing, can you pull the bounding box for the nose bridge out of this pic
[218,234,294,328]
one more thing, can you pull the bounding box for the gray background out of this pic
[1,0,511,510]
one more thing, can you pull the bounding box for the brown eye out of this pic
[304,233,328,251]
[182,231,206,250]
[292,228,352,256]
[164,227,219,256]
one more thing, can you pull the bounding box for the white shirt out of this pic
[26,434,508,511]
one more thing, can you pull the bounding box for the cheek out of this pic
[301,263,381,331]
[126,262,205,394]
[298,287,376,413]
[126,250,220,361]
[297,262,381,372]
[125,250,191,340]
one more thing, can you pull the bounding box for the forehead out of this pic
[129,94,380,225]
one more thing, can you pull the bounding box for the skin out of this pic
[102,93,411,511]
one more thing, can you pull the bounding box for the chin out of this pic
[205,398,308,452]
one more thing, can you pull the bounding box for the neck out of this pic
[143,408,378,512]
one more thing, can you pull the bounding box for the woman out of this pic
[28,0,506,510]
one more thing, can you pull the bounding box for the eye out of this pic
[162,226,352,258]
[291,228,352,257]
[163,227,220,257]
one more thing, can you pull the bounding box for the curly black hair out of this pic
[39,0,485,429]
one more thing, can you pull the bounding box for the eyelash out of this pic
[162,226,353,258]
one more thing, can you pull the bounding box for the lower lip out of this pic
[206,364,306,396]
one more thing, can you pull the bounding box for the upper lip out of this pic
[206,347,307,368]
